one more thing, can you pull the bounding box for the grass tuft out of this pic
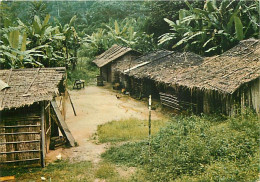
[95,162,117,179]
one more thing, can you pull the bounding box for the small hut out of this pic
[0,67,75,167]
[166,39,260,115]
[93,44,140,83]
[114,50,171,92]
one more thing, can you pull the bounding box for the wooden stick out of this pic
[0,140,40,145]
[0,132,40,135]
[148,95,152,158]
[25,68,41,94]
[161,102,180,110]
[0,158,40,163]
[67,91,77,116]
[45,125,51,135]
[0,125,40,128]
[0,150,40,154]
[40,103,46,168]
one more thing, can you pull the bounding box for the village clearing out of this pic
[48,85,165,163]
[3,85,167,181]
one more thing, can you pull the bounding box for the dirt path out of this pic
[46,85,164,164]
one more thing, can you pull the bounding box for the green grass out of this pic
[1,160,94,182]
[97,118,168,143]
[95,162,117,179]
[102,112,260,181]
[1,160,133,182]
[102,141,148,167]
[67,57,99,89]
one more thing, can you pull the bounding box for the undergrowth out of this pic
[102,112,259,181]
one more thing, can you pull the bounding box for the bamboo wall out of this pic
[198,78,260,115]
[0,105,42,166]
[0,101,55,167]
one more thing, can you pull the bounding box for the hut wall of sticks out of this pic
[0,67,74,167]
[93,44,140,84]
[165,39,260,115]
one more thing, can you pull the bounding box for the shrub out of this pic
[102,113,259,181]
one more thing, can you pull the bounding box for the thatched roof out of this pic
[114,50,172,73]
[166,39,260,94]
[125,50,204,80]
[93,44,137,67]
[0,67,66,110]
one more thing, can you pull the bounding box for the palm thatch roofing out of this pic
[115,50,173,73]
[0,67,66,110]
[93,44,137,67]
[165,39,260,94]
[124,50,204,80]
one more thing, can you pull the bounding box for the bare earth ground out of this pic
[46,85,165,165]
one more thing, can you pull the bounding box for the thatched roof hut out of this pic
[93,45,140,83]
[117,50,204,100]
[160,39,260,114]
[119,39,259,114]
[0,67,75,167]
[93,44,136,68]
[0,67,66,110]
[167,39,260,94]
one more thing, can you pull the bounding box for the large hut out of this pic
[0,67,75,167]
[119,50,204,103]
[93,44,140,83]
[164,39,260,115]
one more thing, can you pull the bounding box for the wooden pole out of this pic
[67,91,77,116]
[40,102,46,168]
[148,95,152,157]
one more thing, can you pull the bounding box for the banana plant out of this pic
[0,29,44,68]
[105,18,137,45]
[54,15,80,69]
[81,29,109,57]
[159,0,259,55]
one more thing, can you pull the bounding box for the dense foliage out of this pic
[159,0,259,55]
[0,0,259,68]
[102,112,259,181]
[0,13,79,69]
